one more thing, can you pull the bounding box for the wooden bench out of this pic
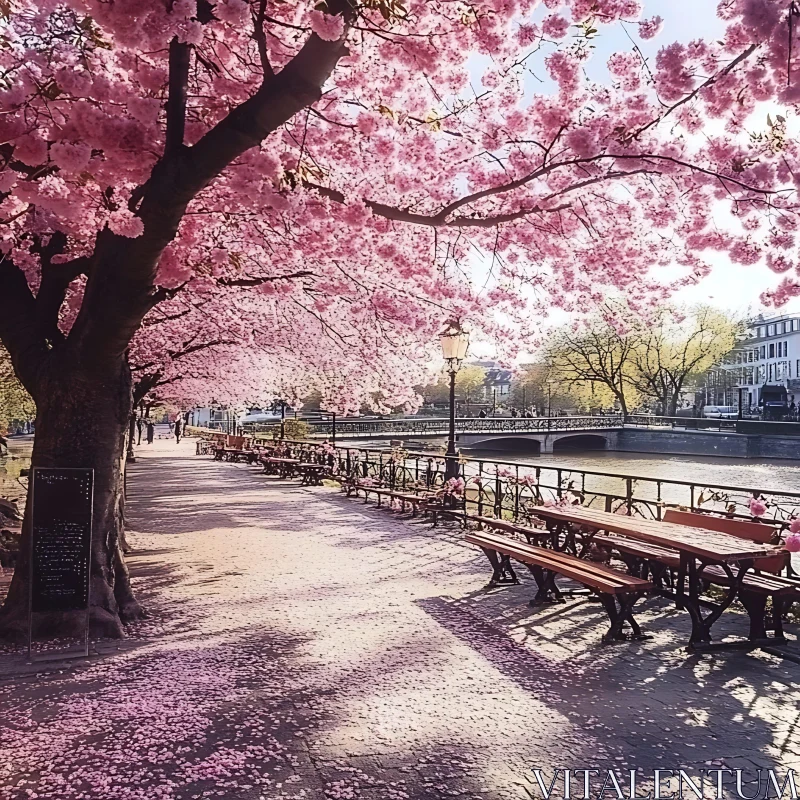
[358,484,430,513]
[594,532,680,589]
[466,530,653,644]
[589,512,793,606]
[663,509,786,572]
[470,515,552,544]
[297,463,328,486]
[353,483,465,525]
[700,565,793,641]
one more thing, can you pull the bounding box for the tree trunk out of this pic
[667,395,680,417]
[616,389,628,418]
[0,356,144,642]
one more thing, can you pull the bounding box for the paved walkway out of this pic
[2,439,800,799]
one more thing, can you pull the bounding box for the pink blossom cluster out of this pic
[0,0,799,407]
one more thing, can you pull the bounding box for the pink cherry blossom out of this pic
[542,15,570,40]
[639,16,663,39]
[749,497,768,518]
[785,533,800,552]
[309,10,345,42]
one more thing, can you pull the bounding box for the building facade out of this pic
[724,314,800,409]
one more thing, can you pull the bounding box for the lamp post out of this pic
[440,320,470,481]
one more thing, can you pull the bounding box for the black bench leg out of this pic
[527,566,564,606]
[739,591,769,642]
[480,547,519,586]
[600,593,648,644]
[675,560,686,610]
[771,595,786,641]
[649,561,669,590]
[599,594,624,643]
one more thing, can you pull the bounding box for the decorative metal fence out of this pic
[321,443,800,529]
[188,425,800,528]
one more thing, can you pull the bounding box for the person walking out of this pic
[136,415,143,445]
[174,416,182,444]
[146,419,155,445]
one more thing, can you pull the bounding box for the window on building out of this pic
[783,322,789,334]
[768,324,776,335]
[761,345,766,359]
[758,326,765,337]
[794,320,800,331]
[748,350,754,362]
[769,343,776,358]
[769,363,774,381]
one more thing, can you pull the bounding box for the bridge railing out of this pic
[311,442,800,529]
[295,415,624,438]
[625,415,800,436]
[239,413,800,438]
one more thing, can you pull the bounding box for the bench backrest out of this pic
[225,435,246,449]
[662,509,777,543]
[663,509,785,573]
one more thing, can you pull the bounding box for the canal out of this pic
[470,448,800,492]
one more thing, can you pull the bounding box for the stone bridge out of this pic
[305,415,623,454]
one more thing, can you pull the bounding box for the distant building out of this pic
[471,360,513,408]
[718,314,800,409]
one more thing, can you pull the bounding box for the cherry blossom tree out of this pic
[0,0,797,639]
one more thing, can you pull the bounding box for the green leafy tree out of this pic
[0,345,35,435]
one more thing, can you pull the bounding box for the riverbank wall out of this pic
[616,428,799,460]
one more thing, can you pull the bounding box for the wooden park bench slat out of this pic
[471,515,551,543]
[594,533,681,567]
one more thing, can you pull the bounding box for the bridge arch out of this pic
[465,437,542,454]
[552,434,609,452]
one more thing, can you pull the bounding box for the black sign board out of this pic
[30,468,93,613]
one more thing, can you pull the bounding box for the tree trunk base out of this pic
[0,604,128,643]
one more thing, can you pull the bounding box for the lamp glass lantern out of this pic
[439,321,470,370]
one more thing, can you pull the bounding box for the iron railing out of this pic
[188,426,800,528]
[295,441,800,529]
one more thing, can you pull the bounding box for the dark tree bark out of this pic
[0,6,353,641]
[0,350,142,641]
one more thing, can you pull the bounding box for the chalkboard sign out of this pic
[30,468,93,614]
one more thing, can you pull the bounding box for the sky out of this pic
[465,0,800,362]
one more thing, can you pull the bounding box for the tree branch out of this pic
[252,0,275,79]
[0,255,47,395]
[218,270,314,287]
[165,37,191,156]
[33,233,91,345]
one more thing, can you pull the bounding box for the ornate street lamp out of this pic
[439,320,470,480]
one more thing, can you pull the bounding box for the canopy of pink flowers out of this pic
[2,0,799,410]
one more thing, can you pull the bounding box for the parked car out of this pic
[702,405,738,419]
